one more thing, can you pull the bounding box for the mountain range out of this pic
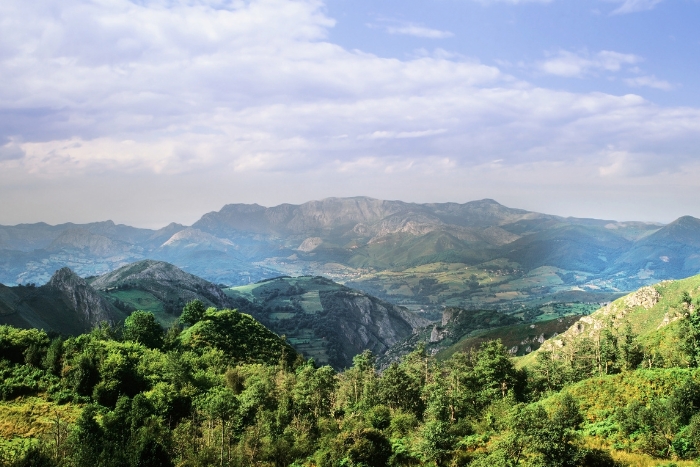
[2,197,699,313]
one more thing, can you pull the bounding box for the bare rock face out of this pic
[430,325,448,343]
[45,267,117,328]
[297,237,323,252]
[624,286,661,309]
[321,291,430,367]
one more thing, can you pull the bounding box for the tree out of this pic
[617,322,643,371]
[123,311,164,349]
[338,428,392,467]
[42,337,64,376]
[181,300,206,327]
[293,363,337,420]
[530,350,571,395]
[471,340,522,409]
[378,362,422,416]
[197,387,240,467]
[679,310,700,367]
[67,405,104,467]
[535,393,583,467]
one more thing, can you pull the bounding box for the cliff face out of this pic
[0,268,124,335]
[45,267,118,328]
[321,291,430,365]
[224,275,429,370]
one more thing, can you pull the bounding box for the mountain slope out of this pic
[89,260,234,325]
[224,276,429,369]
[521,273,700,368]
[498,224,632,273]
[608,215,700,283]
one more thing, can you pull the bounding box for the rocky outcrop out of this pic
[536,281,681,361]
[624,286,660,309]
[297,237,323,252]
[430,325,448,343]
[45,267,118,328]
[160,228,235,251]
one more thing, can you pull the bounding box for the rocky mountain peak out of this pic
[47,267,84,287]
[45,267,117,328]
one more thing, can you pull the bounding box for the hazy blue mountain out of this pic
[2,197,698,313]
[606,216,700,285]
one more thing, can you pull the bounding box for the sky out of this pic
[1,0,699,228]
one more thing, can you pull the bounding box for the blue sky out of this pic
[0,0,699,227]
[328,0,699,105]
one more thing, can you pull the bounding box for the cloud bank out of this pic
[0,0,698,225]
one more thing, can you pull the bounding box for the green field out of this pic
[347,261,623,317]
[101,289,175,326]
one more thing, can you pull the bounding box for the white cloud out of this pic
[624,75,673,90]
[359,129,448,140]
[473,0,665,12]
[609,0,665,14]
[539,50,641,77]
[384,24,454,39]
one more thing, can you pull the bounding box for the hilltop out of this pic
[519,272,700,371]
[0,260,238,333]
[89,259,234,326]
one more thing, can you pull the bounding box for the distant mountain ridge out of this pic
[1,197,696,313]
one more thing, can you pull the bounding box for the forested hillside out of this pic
[3,275,700,466]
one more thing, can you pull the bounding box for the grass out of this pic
[582,437,696,467]
[0,396,81,439]
[301,291,323,313]
[103,289,176,326]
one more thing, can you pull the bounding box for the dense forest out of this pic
[3,293,700,467]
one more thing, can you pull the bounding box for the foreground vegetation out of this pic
[3,277,700,467]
